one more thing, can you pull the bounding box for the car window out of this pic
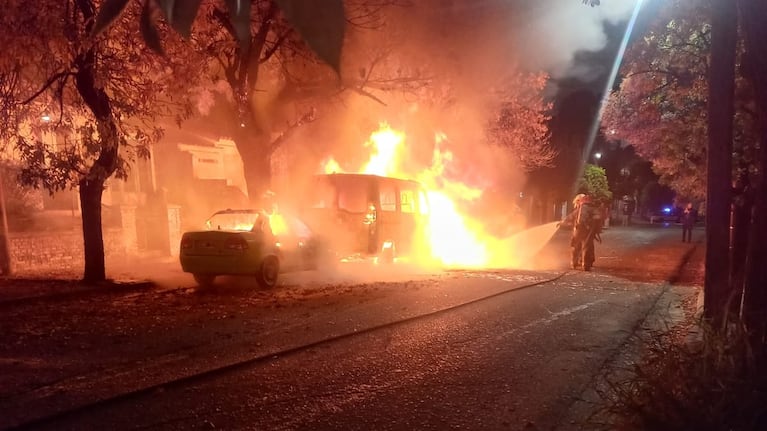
[288,216,312,238]
[265,213,312,237]
[206,212,261,231]
[268,213,290,236]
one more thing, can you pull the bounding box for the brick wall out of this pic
[8,228,128,275]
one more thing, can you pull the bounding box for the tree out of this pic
[0,0,198,283]
[588,0,767,358]
[602,2,709,200]
[187,1,419,201]
[704,0,738,324]
[738,0,767,352]
[578,163,612,203]
[600,0,761,323]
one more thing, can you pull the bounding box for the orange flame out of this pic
[322,157,343,174]
[268,213,290,236]
[321,122,528,268]
[361,125,405,176]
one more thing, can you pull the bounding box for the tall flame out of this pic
[360,125,405,176]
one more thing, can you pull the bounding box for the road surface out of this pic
[0,224,703,430]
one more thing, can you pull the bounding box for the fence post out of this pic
[167,205,181,257]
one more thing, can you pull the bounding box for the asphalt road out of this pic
[0,223,703,431]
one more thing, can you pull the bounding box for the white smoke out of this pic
[511,0,639,80]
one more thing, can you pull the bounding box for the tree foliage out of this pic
[178,0,425,200]
[486,73,556,171]
[1,0,197,189]
[578,163,612,203]
[602,0,758,201]
[91,0,346,73]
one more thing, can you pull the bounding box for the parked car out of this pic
[179,209,323,288]
[298,173,431,263]
[647,206,679,224]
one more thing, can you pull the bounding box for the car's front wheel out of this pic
[193,274,216,288]
[256,256,280,288]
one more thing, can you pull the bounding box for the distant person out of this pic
[560,194,602,271]
[621,196,635,226]
[681,203,696,242]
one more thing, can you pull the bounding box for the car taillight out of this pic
[181,238,193,249]
[225,237,248,251]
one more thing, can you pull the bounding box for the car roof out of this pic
[211,209,263,215]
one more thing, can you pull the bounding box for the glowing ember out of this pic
[319,122,548,268]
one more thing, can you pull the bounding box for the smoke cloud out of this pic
[511,0,639,80]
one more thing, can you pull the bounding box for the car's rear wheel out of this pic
[193,274,216,288]
[256,256,280,288]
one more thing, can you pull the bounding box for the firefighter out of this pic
[561,193,602,271]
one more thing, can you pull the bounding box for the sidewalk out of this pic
[0,254,181,306]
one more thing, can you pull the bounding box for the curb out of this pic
[0,279,156,309]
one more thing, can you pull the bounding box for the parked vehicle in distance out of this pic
[179,209,322,288]
[647,206,679,224]
[299,173,431,263]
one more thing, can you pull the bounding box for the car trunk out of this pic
[181,231,252,257]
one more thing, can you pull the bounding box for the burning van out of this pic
[299,173,430,263]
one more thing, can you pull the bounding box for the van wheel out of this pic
[256,256,280,288]
[193,274,216,288]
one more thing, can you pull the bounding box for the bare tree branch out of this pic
[211,7,238,41]
[260,30,291,64]
[21,71,75,105]
[268,108,316,155]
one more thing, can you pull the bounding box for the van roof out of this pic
[314,172,422,187]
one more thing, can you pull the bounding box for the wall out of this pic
[8,228,128,275]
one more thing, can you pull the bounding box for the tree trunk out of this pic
[739,0,767,352]
[72,0,120,284]
[703,0,738,325]
[730,196,751,313]
[79,178,106,283]
[236,131,273,205]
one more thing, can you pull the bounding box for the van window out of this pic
[400,188,416,213]
[380,182,397,212]
[308,178,335,209]
[337,179,369,213]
